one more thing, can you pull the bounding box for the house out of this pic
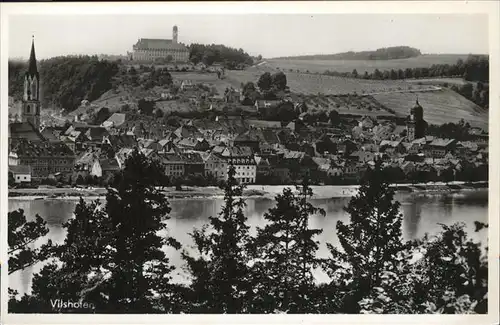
[280,150,318,177]
[220,146,256,184]
[425,138,457,158]
[100,157,120,178]
[401,161,416,175]
[348,150,375,163]
[312,157,341,178]
[343,161,366,181]
[175,137,210,152]
[40,127,61,143]
[140,148,161,162]
[174,124,203,139]
[9,165,32,183]
[338,139,357,156]
[254,156,271,181]
[8,152,19,166]
[254,100,281,115]
[180,80,196,91]
[75,149,103,178]
[224,88,242,103]
[107,134,137,151]
[203,152,228,181]
[162,153,185,178]
[286,119,306,133]
[404,153,425,163]
[379,140,405,155]
[116,148,134,168]
[247,120,282,129]
[233,130,261,152]
[12,139,75,179]
[455,141,479,157]
[9,122,45,150]
[359,116,376,130]
[314,134,337,155]
[361,143,379,153]
[103,113,127,128]
[183,152,205,176]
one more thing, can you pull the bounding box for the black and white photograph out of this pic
[1,1,499,323]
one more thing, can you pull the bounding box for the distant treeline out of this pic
[9,55,119,112]
[188,43,254,68]
[320,55,489,108]
[275,46,422,61]
[322,55,489,83]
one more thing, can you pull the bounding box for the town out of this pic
[8,27,489,191]
[6,12,493,316]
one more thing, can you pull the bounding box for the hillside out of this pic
[9,54,489,132]
[228,70,430,96]
[372,88,488,130]
[259,54,470,75]
[9,56,119,112]
[273,46,421,60]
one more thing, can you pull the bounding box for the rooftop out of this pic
[133,38,189,51]
[9,165,32,175]
[13,139,74,157]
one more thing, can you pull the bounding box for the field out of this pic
[170,72,241,95]
[299,94,395,118]
[372,88,488,130]
[228,70,431,96]
[261,54,470,74]
[405,78,470,86]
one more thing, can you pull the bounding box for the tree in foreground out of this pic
[9,149,181,313]
[251,178,325,313]
[357,222,488,314]
[8,209,53,276]
[183,163,253,313]
[325,161,405,313]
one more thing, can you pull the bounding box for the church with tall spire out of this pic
[22,36,41,130]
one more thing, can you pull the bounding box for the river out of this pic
[8,188,488,296]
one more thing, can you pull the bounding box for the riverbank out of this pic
[8,181,488,201]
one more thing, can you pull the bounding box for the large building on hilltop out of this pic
[131,25,190,62]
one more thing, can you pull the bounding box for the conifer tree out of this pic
[326,161,404,312]
[8,209,53,275]
[9,149,181,313]
[252,178,325,313]
[105,148,181,312]
[183,163,253,313]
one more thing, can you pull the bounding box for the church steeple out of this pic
[27,36,39,78]
[22,36,41,130]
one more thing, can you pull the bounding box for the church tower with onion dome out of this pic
[406,98,427,141]
[22,36,41,130]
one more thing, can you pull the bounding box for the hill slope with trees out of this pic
[9,55,119,112]
[274,46,422,61]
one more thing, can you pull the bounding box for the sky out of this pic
[8,14,489,59]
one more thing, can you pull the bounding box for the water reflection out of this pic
[8,189,488,295]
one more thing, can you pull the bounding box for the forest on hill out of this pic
[8,43,254,112]
[188,43,254,68]
[274,46,422,61]
[9,55,119,112]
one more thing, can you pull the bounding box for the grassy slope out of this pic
[229,69,431,96]
[372,88,488,130]
[263,54,470,74]
[54,60,488,130]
